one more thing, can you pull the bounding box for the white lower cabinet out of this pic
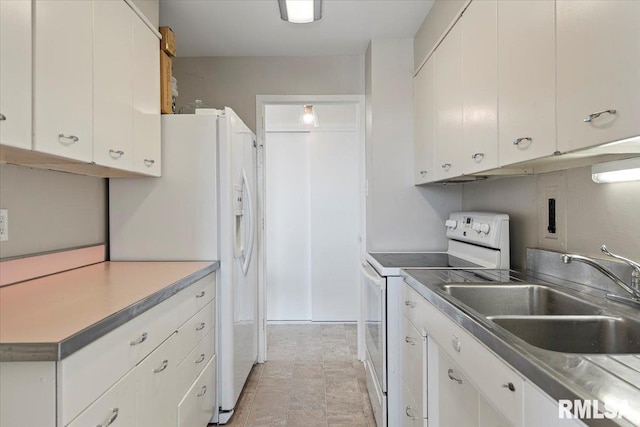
[178,355,217,427]
[401,315,427,423]
[435,348,481,427]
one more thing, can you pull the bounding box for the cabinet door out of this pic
[434,22,463,181]
[437,349,479,427]
[557,0,640,152]
[177,354,217,427]
[414,56,435,184]
[33,0,93,162]
[133,16,161,176]
[523,382,587,427]
[0,0,32,150]
[401,315,426,420]
[93,0,134,170]
[498,0,556,166]
[462,0,498,174]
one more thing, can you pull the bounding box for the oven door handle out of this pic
[361,262,384,286]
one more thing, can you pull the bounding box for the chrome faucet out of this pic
[561,245,640,304]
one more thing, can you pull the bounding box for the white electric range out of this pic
[360,212,510,427]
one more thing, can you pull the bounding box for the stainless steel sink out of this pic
[438,284,602,316]
[490,315,640,354]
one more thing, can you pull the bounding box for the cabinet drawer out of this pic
[59,295,178,425]
[178,354,217,427]
[401,382,423,427]
[401,315,426,419]
[66,367,136,427]
[402,283,429,332]
[175,299,215,365]
[419,288,524,426]
[176,327,215,394]
[176,273,215,326]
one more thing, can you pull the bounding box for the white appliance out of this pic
[361,212,510,427]
[109,108,258,424]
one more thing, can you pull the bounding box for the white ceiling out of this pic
[159,0,434,57]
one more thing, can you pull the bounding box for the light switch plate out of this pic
[0,209,8,242]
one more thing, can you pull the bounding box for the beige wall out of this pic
[0,165,106,258]
[172,56,365,133]
[462,167,640,269]
[366,39,461,252]
[413,0,467,72]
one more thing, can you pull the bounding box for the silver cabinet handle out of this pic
[195,322,206,331]
[441,163,452,171]
[452,335,461,353]
[109,149,125,157]
[405,300,416,308]
[471,153,485,161]
[584,109,616,123]
[405,406,417,421]
[0,113,6,121]
[143,159,155,166]
[420,170,428,176]
[196,385,207,397]
[153,359,169,373]
[502,382,516,392]
[97,408,119,427]
[196,291,206,298]
[58,133,79,144]
[448,368,463,384]
[513,137,532,146]
[130,332,148,346]
[195,353,206,364]
[405,336,416,346]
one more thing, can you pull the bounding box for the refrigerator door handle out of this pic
[241,167,255,275]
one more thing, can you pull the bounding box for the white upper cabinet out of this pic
[434,22,463,181]
[556,0,640,153]
[0,0,32,150]
[498,0,556,166]
[462,0,498,174]
[414,56,435,184]
[93,0,134,170]
[133,15,161,176]
[33,0,93,162]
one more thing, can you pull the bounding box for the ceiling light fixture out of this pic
[278,0,322,24]
[591,157,640,184]
[300,104,319,127]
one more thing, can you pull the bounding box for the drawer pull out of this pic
[97,408,119,427]
[405,406,417,420]
[448,368,463,384]
[58,133,79,144]
[130,332,148,346]
[441,163,452,171]
[405,336,417,346]
[195,353,206,364]
[513,137,532,146]
[584,109,616,123]
[109,149,125,157]
[471,152,485,161]
[196,322,206,331]
[452,335,461,353]
[404,300,416,308]
[420,170,428,176]
[196,291,206,298]
[196,385,207,397]
[153,359,169,373]
[502,382,516,392]
[0,113,6,121]
[144,159,155,166]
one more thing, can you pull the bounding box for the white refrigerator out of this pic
[109,108,258,424]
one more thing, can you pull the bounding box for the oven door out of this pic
[361,262,387,391]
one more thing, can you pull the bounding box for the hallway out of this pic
[223,324,375,426]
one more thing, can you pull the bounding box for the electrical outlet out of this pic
[0,209,8,242]
[537,173,567,250]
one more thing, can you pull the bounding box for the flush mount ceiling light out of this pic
[592,157,640,184]
[278,0,322,24]
[300,104,319,127]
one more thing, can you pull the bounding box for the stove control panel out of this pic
[445,212,509,250]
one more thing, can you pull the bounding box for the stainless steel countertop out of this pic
[402,268,640,427]
[0,261,219,362]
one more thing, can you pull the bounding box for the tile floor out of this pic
[217,323,376,427]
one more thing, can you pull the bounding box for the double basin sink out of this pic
[436,283,640,354]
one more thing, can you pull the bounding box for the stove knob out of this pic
[445,220,458,229]
[480,223,491,234]
[472,223,482,233]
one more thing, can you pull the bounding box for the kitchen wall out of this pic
[172,55,365,134]
[366,39,461,252]
[0,164,106,258]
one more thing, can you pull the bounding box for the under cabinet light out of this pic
[591,157,640,184]
[278,0,322,24]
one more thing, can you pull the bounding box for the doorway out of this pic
[256,96,366,362]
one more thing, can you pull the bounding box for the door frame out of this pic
[255,95,366,363]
